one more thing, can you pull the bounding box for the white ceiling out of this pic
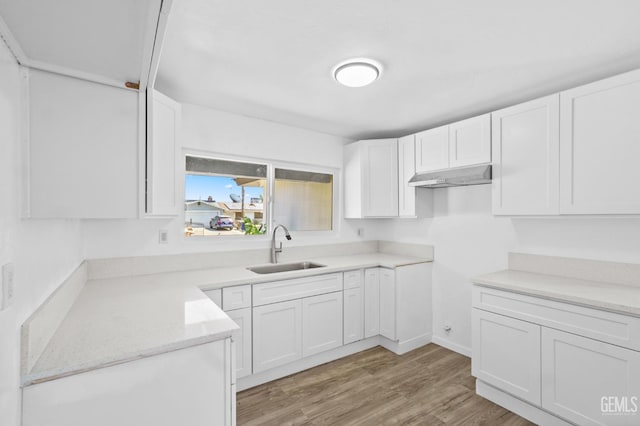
[156,0,640,140]
[0,0,158,84]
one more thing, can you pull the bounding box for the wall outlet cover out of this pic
[159,230,169,244]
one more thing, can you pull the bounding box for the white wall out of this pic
[83,103,377,259]
[0,42,84,426]
[378,184,640,355]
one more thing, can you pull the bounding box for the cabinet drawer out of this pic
[222,285,251,311]
[473,285,640,351]
[253,273,343,306]
[343,270,362,290]
[203,289,222,307]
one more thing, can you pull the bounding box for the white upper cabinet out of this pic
[415,114,490,173]
[146,90,181,216]
[449,113,491,168]
[344,139,399,218]
[415,125,449,172]
[397,135,417,217]
[492,95,560,215]
[559,69,640,214]
[27,69,139,219]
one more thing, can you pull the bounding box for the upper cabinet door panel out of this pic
[397,135,416,217]
[147,90,181,217]
[492,95,560,215]
[560,69,640,214]
[449,113,491,168]
[28,70,138,219]
[362,139,399,217]
[415,126,449,172]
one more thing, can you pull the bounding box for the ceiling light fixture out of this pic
[333,59,381,88]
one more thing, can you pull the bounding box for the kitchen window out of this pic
[184,155,335,237]
[273,168,333,232]
[184,156,267,236]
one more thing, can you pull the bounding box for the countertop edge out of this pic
[22,325,238,387]
[472,271,640,318]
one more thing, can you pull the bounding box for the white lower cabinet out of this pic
[203,287,252,379]
[472,309,541,406]
[247,266,431,378]
[253,299,302,373]
[364,269,380,338]
[343,287,364,344]
[472,285,640,426]
[541,327,640,426]
[22,339,235,426]
[302,292,343,357]
[379,268,396,341]
[226,308,252,379]
[366,264,432,347]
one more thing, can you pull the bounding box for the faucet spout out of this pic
[271,224,291,264]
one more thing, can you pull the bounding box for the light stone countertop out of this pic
[24,252,431,386]
[473,269,640,317]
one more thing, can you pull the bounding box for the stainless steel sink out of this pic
[247,261,326,274]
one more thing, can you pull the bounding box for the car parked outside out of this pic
[210,215,234,230]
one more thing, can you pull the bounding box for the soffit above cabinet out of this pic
[0,0,162,86]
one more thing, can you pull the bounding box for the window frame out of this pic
[181,149,339,240]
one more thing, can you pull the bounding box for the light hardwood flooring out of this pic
[237,344,534,425]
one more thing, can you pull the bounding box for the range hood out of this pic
[408,164,492,188]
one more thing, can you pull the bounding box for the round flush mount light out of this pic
[333,59,381,88]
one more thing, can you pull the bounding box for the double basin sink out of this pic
[247,261,325,275]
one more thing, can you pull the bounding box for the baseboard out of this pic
[237,337,381,391]
[431,335,471,357]
[379,333,432,355]
[476,380,571,426]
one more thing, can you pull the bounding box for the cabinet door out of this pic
[361,139,399,217]
[253,300,302,373]
[541,327,640,425]
[364,268,380,338]
[379,268,396,341]
[22,340,233,426]
[492,95,560,215]
[395,263,432,343]
[560,69,640,214]
[302,292,343,357]
[472,309,541,406]
[398,135,416,217]
[28,70,138,219]
[449,113,491,168]
[343,287,363,345]
[415,125,449,172]
[147,90,181,216]
[226,308,252,379]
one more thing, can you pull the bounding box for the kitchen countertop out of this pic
[473,269,640,317]
[24,252,431,386]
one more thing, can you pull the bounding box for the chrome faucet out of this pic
[271,224,291,264]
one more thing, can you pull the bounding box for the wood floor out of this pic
[237,344,534,425]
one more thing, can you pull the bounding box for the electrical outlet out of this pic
[2,263,15,310]
[357,228,364,237]
[443,322,452,334]
[159,230,169,244]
